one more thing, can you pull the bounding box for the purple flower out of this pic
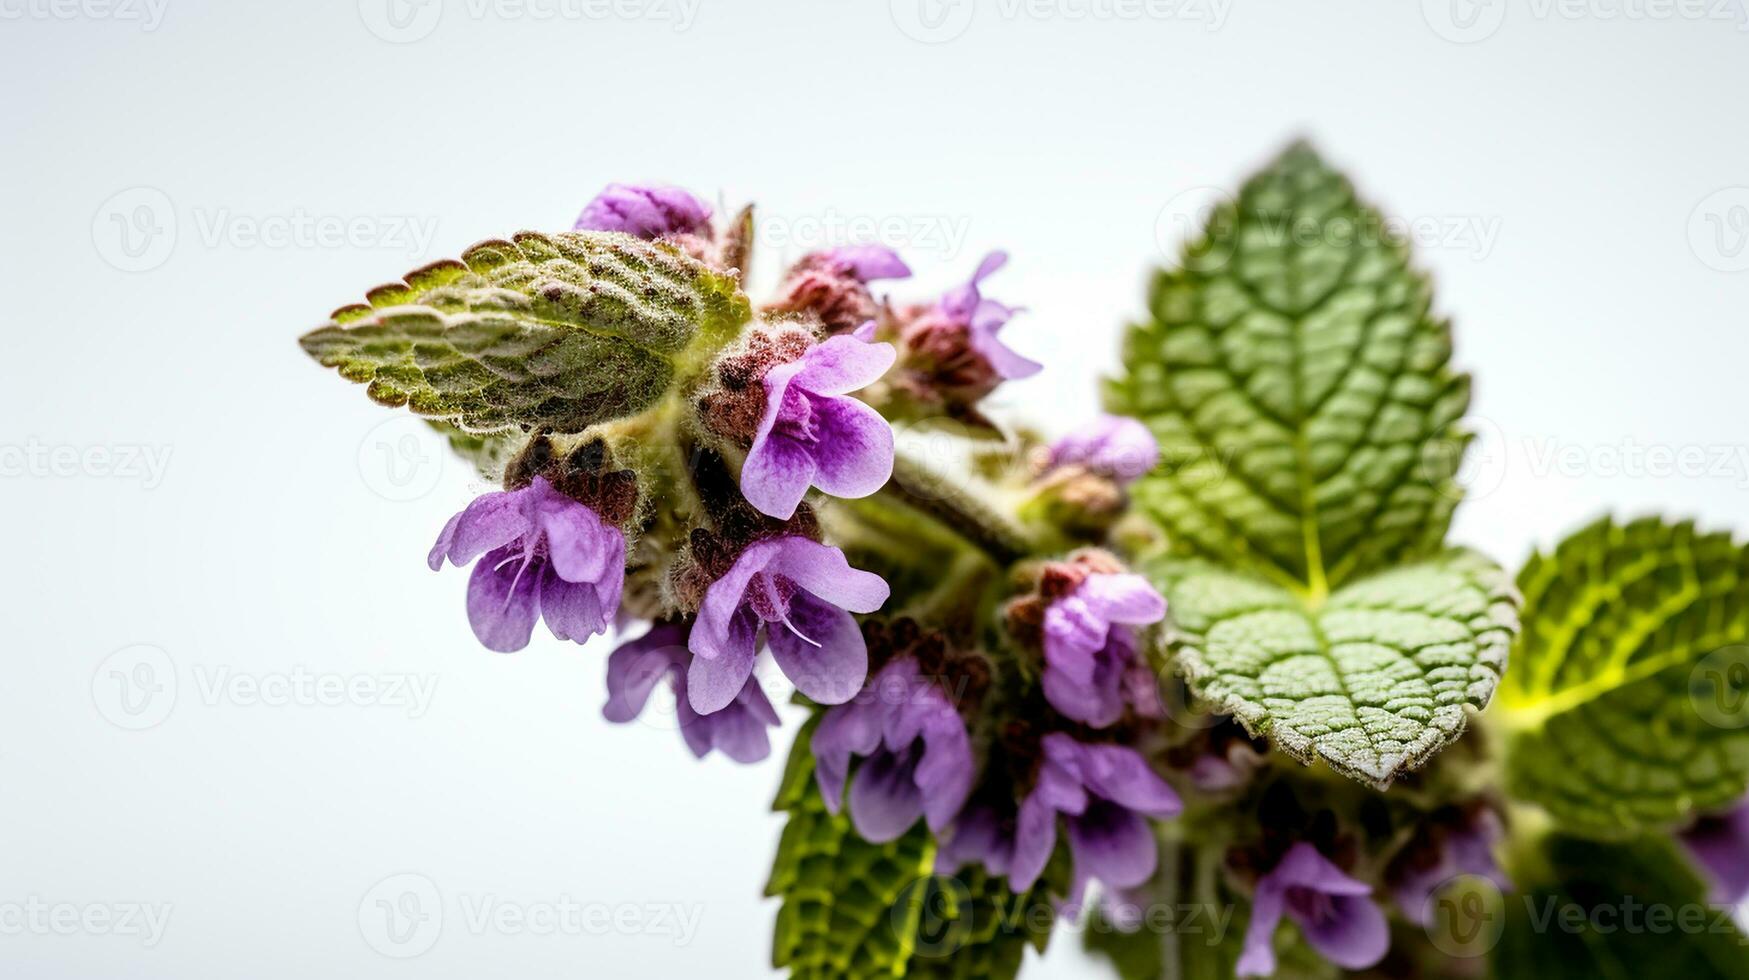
[574,183,712,239]
[1389,809,1508,926]
[1680,796,1749,905]
[427,477,625,652]
[741,334,897,520]
[1237,843,1390,977]
[1187,737,1266,794]
[688,535,890,714]
[819,244,912,282]
[603,621,781,764]
[1041,573,1168,728]
[1009,734,1181,898]
[811,657,975,843]
[938,251,1041,381]
[1047,415,1160,485]
[937,799,1019,879]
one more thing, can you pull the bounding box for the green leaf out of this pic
[1108,142,1472,594]
[1500,516,1749,838]
[1149,549,1517,788]
[1489,834,1749,979]
[905,867,1053,980]
[766,721,1048,980]
[299,231,749,433]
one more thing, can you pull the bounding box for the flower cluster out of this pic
[395,182,1529,978]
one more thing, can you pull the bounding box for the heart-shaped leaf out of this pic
[1149,549,1518,787]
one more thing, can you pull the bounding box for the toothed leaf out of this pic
[1109,143,1471,592]
[1500,516,1749,838]
[767,721,1046,980]
[1149,549,1518,787]
[1490,834,1749,978]
[299,231,749,432]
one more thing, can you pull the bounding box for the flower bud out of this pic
[763,245,911,335]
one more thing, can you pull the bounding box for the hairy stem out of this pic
[885,450,1039,565]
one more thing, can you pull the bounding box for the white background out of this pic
[5,0,1749,976]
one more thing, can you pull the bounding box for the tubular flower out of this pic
[428,476,625,652]
[1009,734,1181,899]
[602,621,782,764]
[1046,414,1160,485]
[811,657,976,843]
[574,183,712,239]
[687,536,890,713]
[1041,572,1168,727]
[1237,842,1390,977]
[1679,796,1749,905]
[1387,807,1509,926]
[901,251,1041,387]
[741,334,897,520]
